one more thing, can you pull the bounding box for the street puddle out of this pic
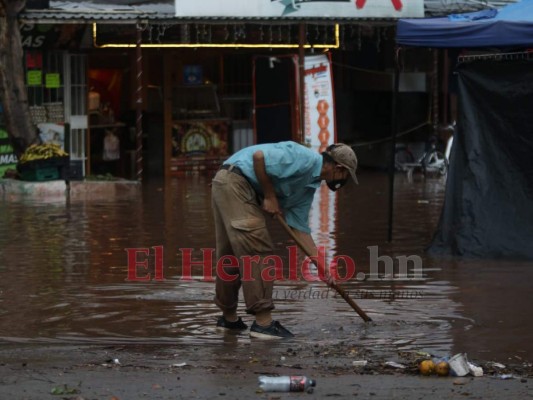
[1,173,532,362]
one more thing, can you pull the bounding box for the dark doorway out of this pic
[253,55,298,144]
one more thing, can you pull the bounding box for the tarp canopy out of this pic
[394,1,533,259]
[396,0,533,47]
[428,60,533,259]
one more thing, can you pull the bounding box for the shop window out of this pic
[25,51,65,128]
[87,68,128,177]
[23,50,88,178]
[66,54,88,178]
[220,54,254,152]
[171,84,220,120]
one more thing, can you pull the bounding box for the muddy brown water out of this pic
[0,171,531,365]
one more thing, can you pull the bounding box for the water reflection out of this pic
[0,172,531,363]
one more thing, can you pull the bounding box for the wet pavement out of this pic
[0,170,532,368]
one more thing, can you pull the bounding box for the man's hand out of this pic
[291,229,337,285]
[323,274,337,287]
[253,150,282,217]
[323,261,337,287]
[262,195,282,216]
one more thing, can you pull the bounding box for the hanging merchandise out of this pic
[103,129,120,161]
[88,89,101,112]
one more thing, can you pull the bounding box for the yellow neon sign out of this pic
[92,23,339,49]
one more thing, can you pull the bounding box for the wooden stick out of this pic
[275,214,372,322]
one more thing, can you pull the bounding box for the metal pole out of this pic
[442,49,449,126]
[298,23,306,143]
[387,48,401,242]
[135,23,144,181]
[432,49,439,130]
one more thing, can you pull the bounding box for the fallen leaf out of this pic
[453,378,468,385]
[50,385,79,395]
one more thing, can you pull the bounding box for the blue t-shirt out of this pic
[224,141,322,233]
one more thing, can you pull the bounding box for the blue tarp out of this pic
[396,0,533,48]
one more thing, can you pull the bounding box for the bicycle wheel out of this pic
[394,148,414,171]
[423,151,448,176]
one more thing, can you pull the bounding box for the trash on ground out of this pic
[419,359,435,376]
[352,360,368,367]
[449,353,470,377]
[453,378,469,386]
[435,360,450,376]
[171,362,188,367]
[258,375,316,392]
[100,358,121,368]
[487,361,506,369]
[467,361,483,377]
[418,358,450,376]
[495,374,517,380]
[50,384,79,395]
[384,361,407,369]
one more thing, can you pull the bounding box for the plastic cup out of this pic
[449,353,470,377]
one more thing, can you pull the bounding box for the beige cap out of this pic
[327,143,359,185]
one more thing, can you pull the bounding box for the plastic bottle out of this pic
[258,375,316,392]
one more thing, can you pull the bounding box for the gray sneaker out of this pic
[250,321,294,339]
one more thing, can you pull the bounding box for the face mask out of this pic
[327,177,348,191]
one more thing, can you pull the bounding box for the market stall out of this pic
[395,0,533,259]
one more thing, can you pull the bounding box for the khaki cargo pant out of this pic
[211,168,275,315]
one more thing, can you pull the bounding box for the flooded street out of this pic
[1,171,532,366]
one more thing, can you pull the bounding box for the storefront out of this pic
[19,0,426,178]
[14,22,87,179]
[92,22,342,177]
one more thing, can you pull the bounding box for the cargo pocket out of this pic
[230,177,258,205]
[230,217,273,254]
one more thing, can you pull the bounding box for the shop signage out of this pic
[0,104,17,177]
[20,23,85,49]
[303,54,335,153]
[45,73,61,89]
[0,127,18,177]
[175,0,423,18]
[20,24,54,48]
[27,70,42,86]
[172,120,229,157]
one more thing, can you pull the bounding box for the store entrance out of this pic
[253,55,299,144]
[86,66,131,178]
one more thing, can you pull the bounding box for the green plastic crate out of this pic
[20,166,59,181]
